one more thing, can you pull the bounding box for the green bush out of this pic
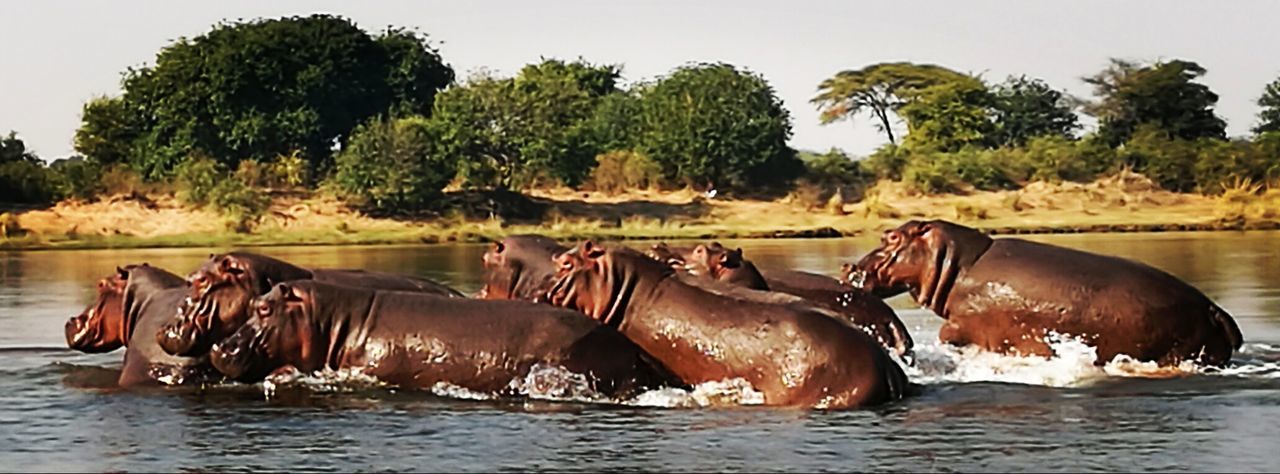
[950,147,1016,190]
[587,150,664,193]
[175,156,268,231]
[1021,135,1089,182]
[800,148,868,186]
[902,152,960,194]
[863,144,909,180]
[267,151,309,188]
[1120,124,1200,192]
[0,161,61,204]
[50,157,105,200]
[329,115,456,214]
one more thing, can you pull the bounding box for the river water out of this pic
[2,232,1278,472]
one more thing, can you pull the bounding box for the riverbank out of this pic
[3,171,1278,251]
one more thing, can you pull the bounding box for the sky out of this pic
[4,0,1280,161]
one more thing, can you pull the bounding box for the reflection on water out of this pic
[1,231,1279,472]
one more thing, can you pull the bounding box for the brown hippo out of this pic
[209,280,680,399]
[66,264,216,387]
[647,242,913,359]
[478,234,568,301]
[845,219,1244,367]
[158,251,464,358]
[548,242,908,409]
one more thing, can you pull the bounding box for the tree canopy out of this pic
[1254,77,1280,135]
[1083,58,1226,146]
[431,59,622,190]
[811,62,974,145]
[637,62,799,189]
[990,76,1080,147]
[74,14,453,179]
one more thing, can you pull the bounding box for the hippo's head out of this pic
[65,266,133,353]
[159,252,307,357]
[479,235,568,302]
[209,282,315,382]
[549,241,670,326]
[648,242,767,290]
[845,220,993,301]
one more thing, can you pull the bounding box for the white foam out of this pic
[260,367,387,399]
[627,378,766,408]
[906,332,1280,387]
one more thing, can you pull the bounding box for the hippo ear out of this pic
[116,266,129,279]
[581,240,605,260]
[221,255,247,276]
[280,283,306,303]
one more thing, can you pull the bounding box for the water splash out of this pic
[906,333,1280,387]
[261,367,387,399]
[627,378,766,408]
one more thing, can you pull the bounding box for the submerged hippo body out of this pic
[647,242,913,358]
[159,251,464,358]
[552,243,908,409]
[847,219,1243,367]
[210,281,679,398]
[66,264,214,387]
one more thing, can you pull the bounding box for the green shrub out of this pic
[587,150,663,194]
[99,165,149,196]
[800,148,868,186]
[268,151,309,188]
[329,115,456,214]
[950,147,1016,190]
[0,161,60,204]
[175,155,268,231]
[863,144,909,180]
[901,152,960,194]
[1120,124,1200,192]
[50,158,105,200]
[1021,135,1088,182]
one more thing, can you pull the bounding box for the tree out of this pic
[79,14,454,179]
[1254,77,1280,135]
[1,131,40,164]
[897,78,996,152]
[637,62,798,189]
[432,59,622,190]
[74,96,144,167]
[1083,58,1226,146]
[812,62,974,145]
[330,115,455,213]
[990,76,1080,147]
[377,27,456,117]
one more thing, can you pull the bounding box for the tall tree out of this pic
[896,78,996,152]
[1,131,40,164]
[75,14,454,179]
[1083,58,1226,146]
[637,62,798,189]
[1253,77,1280,135]
[990,76,1080,147]
[431,59,622,190]
[811,62,974,145]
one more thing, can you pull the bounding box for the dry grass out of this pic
[5,171,1277,250]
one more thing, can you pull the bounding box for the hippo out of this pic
[845,219,1244,367]
[478,234,568,301]
[158,251,464,358]
[548,242,908,409]
[647,242,913,358]
[209,280,680,399]
[66,264,216,387]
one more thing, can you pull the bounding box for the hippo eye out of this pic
[886,232,901,245]
[256,302,272,318]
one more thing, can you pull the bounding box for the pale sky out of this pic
[4,0,1280,162]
